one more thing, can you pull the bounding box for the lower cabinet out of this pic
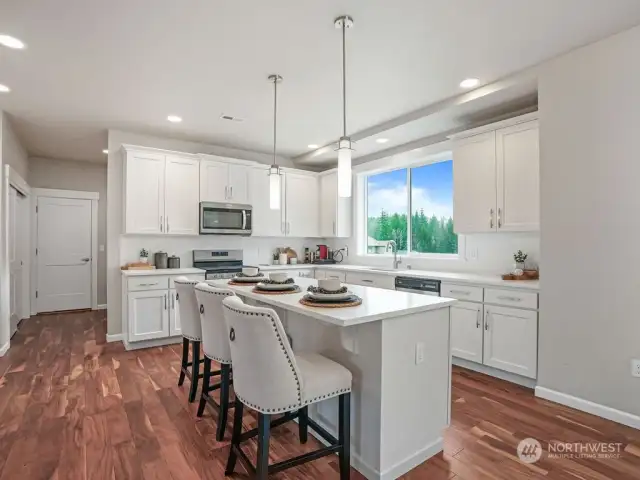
[128,290,170,341]
[450,301,484,363]
[169,289,181,337]
[315,269,346,282]
[483,305,538,379]
[345,271,395,290]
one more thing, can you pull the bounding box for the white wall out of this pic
[28,157,108,305]
[107,129,300,335]
[538,24,640,417]
[0,112,29,179]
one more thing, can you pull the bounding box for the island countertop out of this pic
[208,277,456,327]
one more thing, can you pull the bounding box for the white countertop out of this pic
[121,268,206,277]
[257,263,539,291]
[208,277,456,327]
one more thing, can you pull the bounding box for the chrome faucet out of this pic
[389,240,402,269]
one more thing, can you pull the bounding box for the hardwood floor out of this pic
[0,311,639,479]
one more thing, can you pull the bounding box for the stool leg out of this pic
[338,393,351,480]
[216,363,231,441]
[256,413,271,480]
[188,341,201,403]
[225,398,244,475]
[298,406,308,444]
[178,338,188,386]
[197,357,211,417]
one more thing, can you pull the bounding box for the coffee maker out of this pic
[313,244,336,264]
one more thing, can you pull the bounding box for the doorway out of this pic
[32,189,98,313]
[8,186,28,335]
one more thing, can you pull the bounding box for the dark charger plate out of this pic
[301,294,360,304]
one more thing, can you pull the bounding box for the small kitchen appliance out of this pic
[193,250,243,280]
[317,244,329,260]
[199,202,252,235]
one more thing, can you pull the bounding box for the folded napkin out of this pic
[307,285,348,294]
[235,272,264,278]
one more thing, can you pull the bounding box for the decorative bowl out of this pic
[269,272,288,282]
[318,278,341,291]
[242,266,260,277]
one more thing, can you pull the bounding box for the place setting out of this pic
[227,266,266,286]
[300,278,363,308]
[252,272,302,295]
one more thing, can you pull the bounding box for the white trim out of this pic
[447,111,539,140]
[31,189,99,314]
[0,342,9,356]
[7,166,30,196]
[453,357,537,389]
[123,336,182,351]
[106,333,123,343]
[535,387,640,430]
[31,187,99,201]
[97,304,107,310]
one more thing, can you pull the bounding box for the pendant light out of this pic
[268,74,283,210]
[335,15,354,198]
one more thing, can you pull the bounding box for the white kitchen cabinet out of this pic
[315,269,346,282]
[345,271,395,290]
[320,171,351,237]
[451,113,539,234]
[169,289,181,336]
[128,289,170,341]
[450,301,484,363]
[496,120,539,231]
[285,172,319,237]
[249,166,284,237]
[483,305,538,379]
[200,156,250,204]
[165,155,200,235]
[124,150,166,234]
[452,132,497,233]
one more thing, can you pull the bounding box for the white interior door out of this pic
[37,196,92,312]
[9,187,25,335]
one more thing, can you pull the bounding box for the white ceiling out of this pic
[1,0,639,164]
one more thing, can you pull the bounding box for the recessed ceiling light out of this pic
[308,144,319,149]
[0,35,25,49]
[0,84,10,93]
[102,149,109,154]
[376,138,389,144]
[460,78,479,89]
[167,115,182,123]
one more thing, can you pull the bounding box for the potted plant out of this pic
[139,248,149,264]
[514,250,528,271]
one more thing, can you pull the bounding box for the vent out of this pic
[220,115,244,122]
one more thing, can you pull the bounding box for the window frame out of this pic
[359,151,462,260]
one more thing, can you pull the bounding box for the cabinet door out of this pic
[450,301,484,363]
[125,152,166,234]
[165,155,200,235]
[452,132,497,233]
[248,166,285,236]
[496,120,539,231]
[285,173,319,237]
[200,158,229,203]
[128,290,170,341]
[483,305,538,378]
[228,164,250,204]
[169,289,181,337]
[320,173,338,236]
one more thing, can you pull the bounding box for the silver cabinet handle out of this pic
[166,217,170,232]
[476,309,481,328]
[498,208,502,228]
[160,216,163,232]
[164,294,168,310]
[333,221,336,235]
[489,209,494,229]
[450,290,470,295]
[242,210,247,229]
[497,295,521,302]
[224,186,228,199]
[282,222,285,234]
[138,282,158,287]
[362,279,374,283]
[485,309,490,330]
[172,293,175,309]
[230,186,233,198]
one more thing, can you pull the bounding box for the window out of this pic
[365,159,457,256]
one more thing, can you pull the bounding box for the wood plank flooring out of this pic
[0,311,639,479]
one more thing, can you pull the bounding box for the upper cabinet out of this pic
[123,148,199,235]
[284,171,319,238]
[319,171,351,238]
[451,114,539,234]
[200,155,250,204]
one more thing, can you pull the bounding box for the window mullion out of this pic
[407,167,412,254]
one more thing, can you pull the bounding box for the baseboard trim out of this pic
[106,333,123,343]
[381,437,443,480]
[535,386,640,430]
[0,342,9,356]
[97,304,107,310]
[453,357,537,389]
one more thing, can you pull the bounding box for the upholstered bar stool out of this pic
[194,282,235,441]
[174,277,208,403]
[222,296,352,480]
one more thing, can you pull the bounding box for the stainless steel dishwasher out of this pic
[395,276,441,296]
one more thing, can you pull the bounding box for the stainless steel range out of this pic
[193,249,243,280]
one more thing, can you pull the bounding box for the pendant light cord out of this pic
[342,20,347,137]
[273,77,278,166]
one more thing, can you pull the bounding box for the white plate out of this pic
[306,290,353,301]
[256,282,298,291]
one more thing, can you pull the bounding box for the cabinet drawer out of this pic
[128,276,170,291]
[345,272,395,290]
[441,283,483,302]
[316,269,346,282]
[484,288,537,309]
[169,274,205,289]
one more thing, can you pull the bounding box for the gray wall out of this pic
[538,24,640,416]
[28,157,108,305]
[1,112,29,179]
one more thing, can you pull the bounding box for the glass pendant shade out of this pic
[337,138,352,198]
[269,165,281,210]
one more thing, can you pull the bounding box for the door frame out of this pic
[31,188,99,314]
[1,165,30,355]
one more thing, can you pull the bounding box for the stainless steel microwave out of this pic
[199,202,252,235]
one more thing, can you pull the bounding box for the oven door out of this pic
[199,202,252,235]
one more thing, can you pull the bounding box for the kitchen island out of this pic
[209,277,456,480]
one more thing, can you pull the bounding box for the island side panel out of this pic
[379,306,451,478]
